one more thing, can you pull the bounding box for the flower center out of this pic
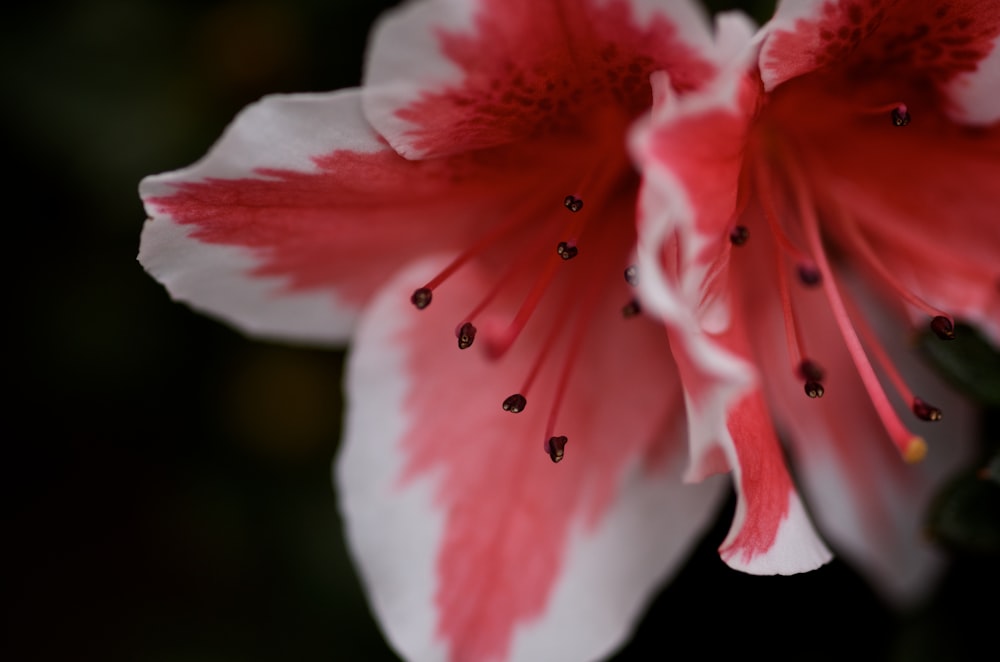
[735,100,953,463]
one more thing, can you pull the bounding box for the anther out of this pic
[411,287,432,309]
[891,104,911,127]
[563,195,584,213]
[912,397,942,422]
[624,265,638,286]
[798,359,825,382]
[930,316,955,340]
[502,393,527,414]
[544,435,568,463]
[804,381,825,398]
[729,225,750,246]
[557,241,579,260]
[456,322,477,350]
[622,299,641,318]
[797,263,822,286]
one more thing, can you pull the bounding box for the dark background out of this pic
[5,1,998,660]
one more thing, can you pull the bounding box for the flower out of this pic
[139,0,755,660]
[630,0,999,601]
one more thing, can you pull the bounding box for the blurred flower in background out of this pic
[5,1,999,662]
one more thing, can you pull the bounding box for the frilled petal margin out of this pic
[631,47,832,575]
[337,258,726,662]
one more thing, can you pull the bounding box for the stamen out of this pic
[411,287,432,310]
[855,101,911,126]
[842,291,946,425]
[456,322,477,350]
[770,223,815,381]
[483,256,564,359]
[755,164,813,265]
[622,299,641,318]
[931,315,956,340]
[729,225,750,246]
[912,397,942,422]
[838,212,956,332]
[799,360,825,399]
[791,161,924,462]
[411,196,549,306]
[544,435,568,463]
[557,241,579,260]
[624,265,638,286]
[563,195,584,213]
[502,393,527,414]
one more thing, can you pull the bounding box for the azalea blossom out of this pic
[136,0,768,660]
[631,0,998,602]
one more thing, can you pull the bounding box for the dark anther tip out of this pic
[913,397,942,422]
[891,107,911,127]
[411,287,432,309]
[804,381,825,398]
[797,263,822,287]
[457,322,477,350]
[545,435,568,463]
[502,393,527,414]
[557,241,579,260]
[622,299,641,318]
[729,225,750,246]
[563,195,584,213]
[930,316,955,340]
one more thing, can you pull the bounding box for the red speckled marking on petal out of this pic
[396,0,716,154]
[766,0,1000,85]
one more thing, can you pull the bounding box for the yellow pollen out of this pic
[903,436,928,464]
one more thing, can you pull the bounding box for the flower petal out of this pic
[139,90,394,342]
[363,0,719,159]
[761,0,1000,125]
[337,258,725,662]
[715,384,833,575]
[748,269,976,603]
[140,90,541,343]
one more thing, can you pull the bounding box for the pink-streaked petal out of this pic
[363,0,719,159]
[761,0,1000,125]
[337,258,725,662]
[139,90,392,342]
[748,269,975,603]
[138,216,357,344]
[141,90,579,343]
[718,389,833,575]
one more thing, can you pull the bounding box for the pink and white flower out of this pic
[139,1,760,660]
[631,0,998,603]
